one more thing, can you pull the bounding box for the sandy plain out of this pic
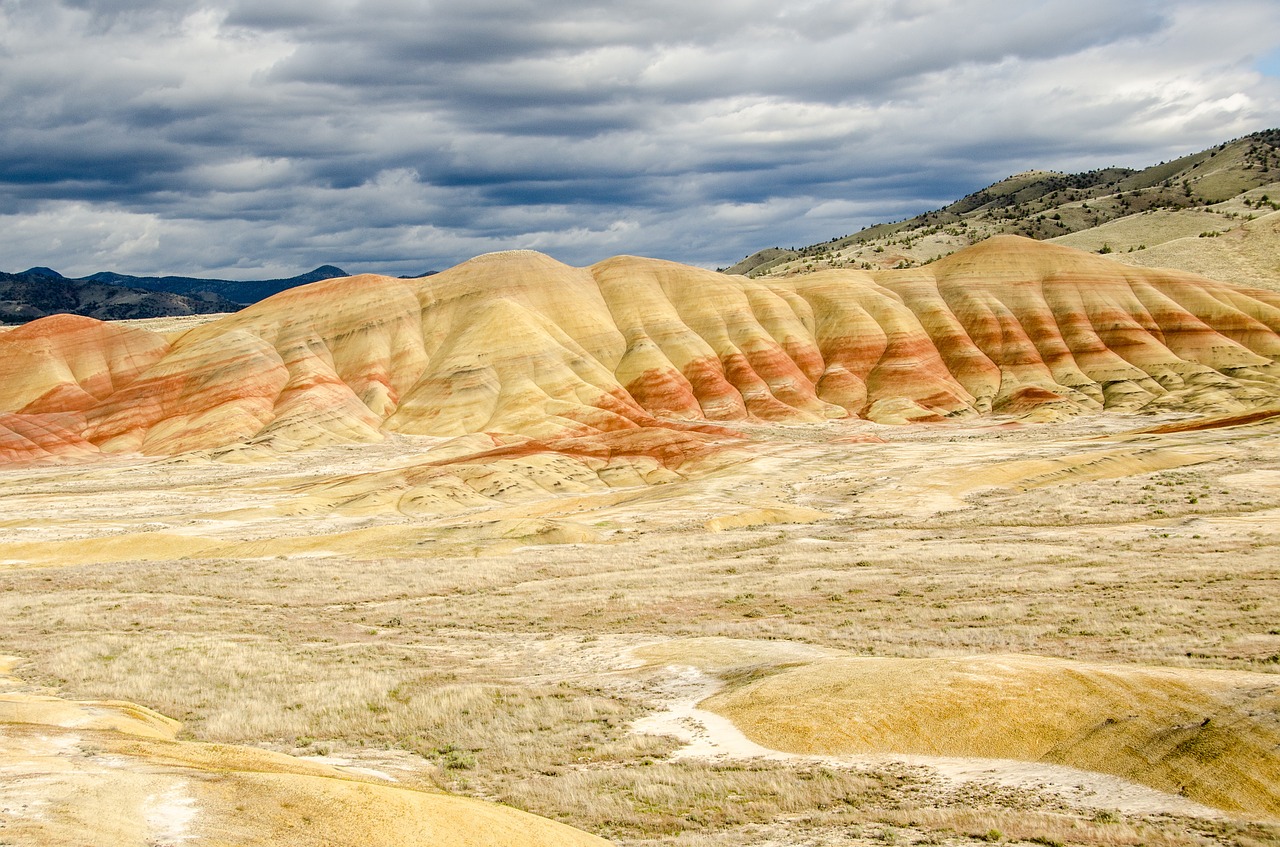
[3,399,1279,845]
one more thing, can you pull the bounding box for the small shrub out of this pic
[436,744,477,770]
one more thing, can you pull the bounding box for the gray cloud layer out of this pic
[1,0,1278,277]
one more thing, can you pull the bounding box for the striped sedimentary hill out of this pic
[2,235,1279,465]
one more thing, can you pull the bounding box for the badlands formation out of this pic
[3,235,1280,846]
[4,234,1280,464]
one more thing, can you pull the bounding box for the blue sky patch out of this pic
[1257,46,1280,77]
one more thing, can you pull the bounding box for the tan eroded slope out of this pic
[2,237,1279,466]
[701,653,1280,819]
[1107,210,1280,291]
[0,657,608,847]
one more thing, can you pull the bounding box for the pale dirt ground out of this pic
[2,411,1280,845]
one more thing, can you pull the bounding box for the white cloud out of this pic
[0,0,1277,277]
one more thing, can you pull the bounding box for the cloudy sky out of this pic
[1,0,1279,278]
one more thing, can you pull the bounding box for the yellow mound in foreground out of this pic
[702,653,1280,819]
[0,658,607,847]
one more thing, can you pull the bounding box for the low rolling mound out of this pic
[0,657,608,847]
[2,237,1280,465]
[1109,209,1280,291]
[702,653,1280,819]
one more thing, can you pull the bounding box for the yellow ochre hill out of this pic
[700,652,1280,819]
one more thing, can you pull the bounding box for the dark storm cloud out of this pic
[0,0,1277,277]
[247,1,1165,115]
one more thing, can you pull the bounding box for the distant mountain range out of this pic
[81,265,350,305]
[728,128,1280,289]
[0,265,352,325]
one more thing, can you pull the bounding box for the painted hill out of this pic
[730,128,1280,287]
[2,237,1279,466]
